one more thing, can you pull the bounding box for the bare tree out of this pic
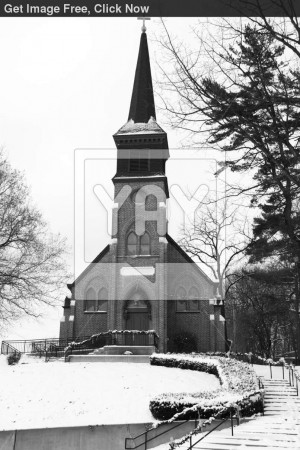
[179,198,250,299]
[0,151,69,328]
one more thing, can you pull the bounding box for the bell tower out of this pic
[113,27,169,185]
[112,26,170,250]
[110,25,170,350]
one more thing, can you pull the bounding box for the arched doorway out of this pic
[125,292,150,345]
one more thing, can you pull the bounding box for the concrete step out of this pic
[263,387,296,390]
[264,395,297,398]
[264,405,298,408]
[263,381,291,384]
[91,347,105,355]
[206,436,298,445]
[192,444,296,449]
[264,394,297,398]
[201,433,297,441]
[237,428,299,434]
[67,354,150,363]
[102,345,155,355]
[264,387,294,389]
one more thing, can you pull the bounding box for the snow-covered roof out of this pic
[115,117,166,136]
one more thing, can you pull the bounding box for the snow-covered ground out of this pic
[0,355,220,431]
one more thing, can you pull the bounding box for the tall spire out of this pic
[128,30,156,123]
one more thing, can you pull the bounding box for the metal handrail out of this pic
[184,414,238,450]
[1,341,21,356]
[1,336,98,363]
[125,419,194,450]
[1,336,93,355]
[258,376,264,389]
[64,330,159,361]
[285,363,299,396]
[125,412,241,450]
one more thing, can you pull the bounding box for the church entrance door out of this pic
[125,297,150,346]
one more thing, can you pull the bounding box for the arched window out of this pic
[84,287,108,313]
[127,232,138,255]
[188,287,200,311]
[140,233,150,255]
[85,287,96,312]
[176,286,201,312]
[145,194,157,211]
[127,231,152,256]
[176,287,187,311]
[98,287,108,312]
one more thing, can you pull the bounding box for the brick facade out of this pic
[59,236,225,352]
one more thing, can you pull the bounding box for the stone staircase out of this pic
[91,345,156,355]
[152,377,300,450]
[67,354,150,363]
[66,345,155,362]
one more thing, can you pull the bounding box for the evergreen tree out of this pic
[160,23,300,355]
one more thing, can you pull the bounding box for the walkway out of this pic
[153,365,300,449]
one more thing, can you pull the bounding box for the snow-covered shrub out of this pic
[124,351,133,355]
[7,352,21,365]
[201,351,283,366]
[150,354,220,379]
[149,354,262,421]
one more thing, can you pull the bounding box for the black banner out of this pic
[1,0,300,17]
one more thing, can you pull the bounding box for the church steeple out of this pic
[128,30,156,123]
[114,26,168,139]
[113,26,169,195]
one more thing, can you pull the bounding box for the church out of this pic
[59,25,226,353]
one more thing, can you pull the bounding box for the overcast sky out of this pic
[0,17,229,340]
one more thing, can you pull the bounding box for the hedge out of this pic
[149,354,263,421]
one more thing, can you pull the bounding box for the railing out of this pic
[1,341,21,357]
[125,419,196,450]
[258,376,265,390]
[205,351,300,366]
[285,363,299,396]
[2,330,159,362]
[266,360,299,397]
[125,414,240,450]
[1,336,93,360]
[64,330,159,361]
[183,413,239,450]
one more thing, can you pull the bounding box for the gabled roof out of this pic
[128,31,156,123]
[166,234,218,286]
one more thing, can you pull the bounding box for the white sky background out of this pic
[0,17,247,340]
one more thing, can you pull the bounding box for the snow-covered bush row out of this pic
[149,354,263,421]
[202,351,285,366]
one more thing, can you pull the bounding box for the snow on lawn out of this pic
[0,355,220,431]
